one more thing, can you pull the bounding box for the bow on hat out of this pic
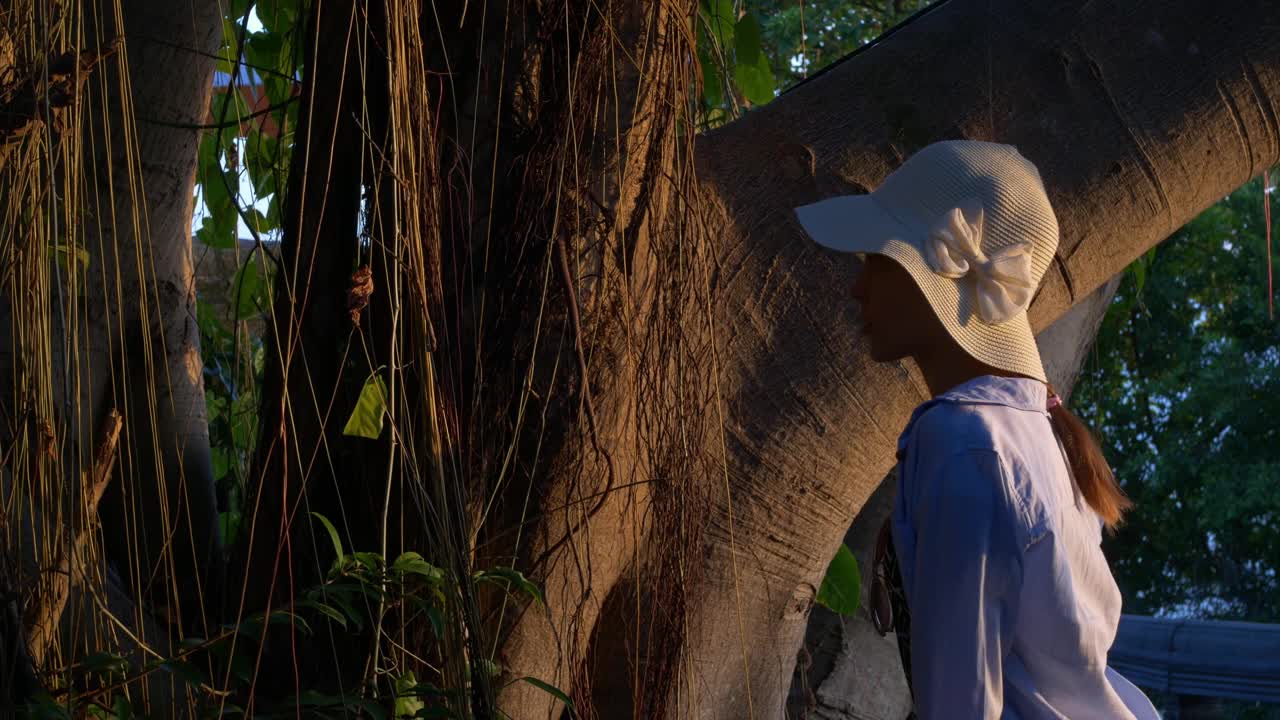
[923,204,1035,324]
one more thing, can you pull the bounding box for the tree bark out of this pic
[675,1,1280,716]
[0,0,221,684]
[80,0,223,637]
[165,0,1280,717]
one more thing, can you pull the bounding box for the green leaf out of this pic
[265,193,283,229]
[155,659,207,687]
[245,131,281,194]
[351,551,386,571]
[48,243,90,272]
[1130,245,1159,296]
[263,75,294,108]
[257,0,300,35]
[322,586,366,631]
[816,543,861,616]
[218,510,241,545]
[392,552,445,582]
[239,609,313,642]
[734,50,775,106]
[227,0,252,20]
[360,700,390,720]
[310,512,345,562]
[474,567,544,605]
[698,43,723,109]
[299,599,348,629]
[243,31,285,72]
[395,672,426,718]
[343,373,388,439]
[197,131,239,248]
[197,217,236,250]
[82,651,129,676]
[244,206,275,234]
[250,166,277,200]
[1132,257,1148,296]
[233,256,267,318]
[230,394,257,449]
[215,55,237,76]
[211,89,249,122]
[699,0,735,50]
[26,693,73,720]
[425,606,444,638]
[221,17,240,51]
[211,448,231,481]
[197,300,231,342]
[734,11,763,65]
[733,14,774,107]
[517,677,574,711]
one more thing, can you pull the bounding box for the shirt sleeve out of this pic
[904,448,1024,720]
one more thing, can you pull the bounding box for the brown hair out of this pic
[1045,384,1133,531]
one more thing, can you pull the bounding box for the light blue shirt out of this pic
[891,375,1161,719]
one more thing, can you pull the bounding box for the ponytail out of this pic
[1045,385,1132,531]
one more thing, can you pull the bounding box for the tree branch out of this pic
[24,410,123,666]
[680,0,1280,715]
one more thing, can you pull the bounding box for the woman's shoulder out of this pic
[907,399,1003,455]
[905,400,1053,546]
[907,384,1055,460]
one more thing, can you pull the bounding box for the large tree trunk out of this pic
[677,1,1280,716]
[212,0,1280,717]
[79,0,223,638]
[787,275,1122,719]
[0,0,221,691]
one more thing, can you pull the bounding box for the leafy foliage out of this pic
[754,0,925,88]
[21,521,556,719]
[693,0,923,129]
[816,543,862,616]
[195,0,302,558]
[1075,175,1280,622]
[695,0,777,126]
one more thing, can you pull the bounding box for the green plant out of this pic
[20,518,562,719]
[816,543,862,616]
[695,0,777,128]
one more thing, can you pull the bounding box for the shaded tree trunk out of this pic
[79,0,223,638]
[0,0,221,694]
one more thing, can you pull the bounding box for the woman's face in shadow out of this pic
[851,253,950,363]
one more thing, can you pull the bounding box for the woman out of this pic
[794,141,1160,719]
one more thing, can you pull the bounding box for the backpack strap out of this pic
[871,515,918,718]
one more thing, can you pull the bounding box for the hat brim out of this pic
[794,194,900,256]
[793,195,1047,383]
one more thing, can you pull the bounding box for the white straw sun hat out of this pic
[794,140,1058,383]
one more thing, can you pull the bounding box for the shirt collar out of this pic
[896,375,1048,458]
